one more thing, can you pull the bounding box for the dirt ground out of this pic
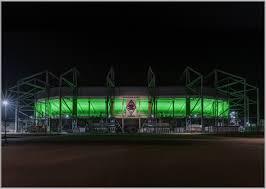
[1,135,264,187]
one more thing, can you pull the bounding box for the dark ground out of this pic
[1,134,264,187]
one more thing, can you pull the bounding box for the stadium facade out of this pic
[7,66,260,133]
[34,86,229,132]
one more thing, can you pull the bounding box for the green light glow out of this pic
[217,100,229,118]
[77,98,107,117]
[113,98,124,116]
[190,98,202,116]
[190,98,229,118]
[156,98,175,117]
[35,97,229,118]
[174,98,186,117]
[203,98,214,117]
[136,98,149,115]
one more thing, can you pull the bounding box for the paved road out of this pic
[2,135,264,187]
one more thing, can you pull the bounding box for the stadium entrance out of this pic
[123,118,140,133]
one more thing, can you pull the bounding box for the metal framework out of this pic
[205,69,260,128]
[147,66,156,117]
[8,71,59,132]
[59,67,79,132]
[106,66,115,118]
[180,67,204,131]
[5,66,260,133]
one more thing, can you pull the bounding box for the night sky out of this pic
[2,2,264,116]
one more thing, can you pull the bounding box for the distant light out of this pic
[65,115,69,118]
[230,111,237,119]
[2,100,8,106]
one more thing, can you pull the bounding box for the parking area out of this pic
[1,134,264,187]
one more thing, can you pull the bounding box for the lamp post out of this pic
[3,100,8,144]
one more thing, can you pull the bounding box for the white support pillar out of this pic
[243,80,247,127]
[247,96,249,125]
[15,107,18,133]
[122,117,124,133]
[257,88,260,127]
[47,119,50,133]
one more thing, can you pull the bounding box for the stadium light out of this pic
[2,99,9,144]
[2,100,8,106]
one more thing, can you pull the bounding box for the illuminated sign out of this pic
[126,98,137,117]
[126,100,136,116]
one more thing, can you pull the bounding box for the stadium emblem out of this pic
[126,100,136,116]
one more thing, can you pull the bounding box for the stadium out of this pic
[7,66,260,134]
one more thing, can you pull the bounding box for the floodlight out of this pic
[2,100,8,106]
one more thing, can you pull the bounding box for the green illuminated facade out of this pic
[35,97,229,118]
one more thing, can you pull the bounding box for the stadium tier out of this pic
[34,86,229,119]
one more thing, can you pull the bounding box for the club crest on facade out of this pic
[126,100,136,116]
